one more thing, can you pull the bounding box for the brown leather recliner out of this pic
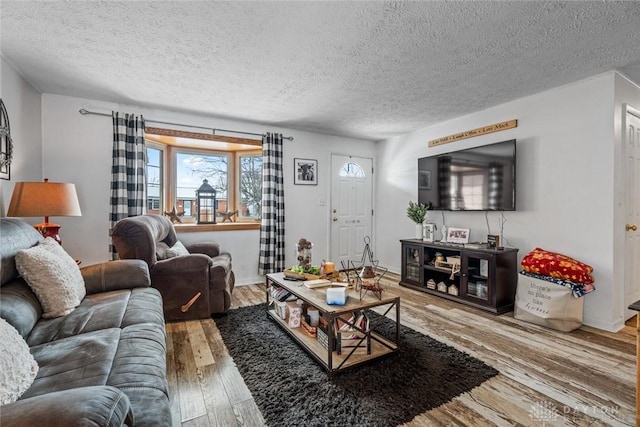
[111,214,234,320]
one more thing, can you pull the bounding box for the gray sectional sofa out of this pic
[0,218,172,426]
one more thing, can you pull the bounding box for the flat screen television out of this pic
[418,139,516,211]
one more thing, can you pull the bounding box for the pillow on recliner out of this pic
[0,318,39,404]
[156,240,190,260]
[16,237,86,318]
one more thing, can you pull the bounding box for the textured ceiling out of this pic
[2,1,640,141]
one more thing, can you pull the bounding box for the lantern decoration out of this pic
[340,236,388,300]
[195,179,217,224]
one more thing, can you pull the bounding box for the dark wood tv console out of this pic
[400,239,518,314]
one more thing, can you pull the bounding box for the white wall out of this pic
[612,73,640,322]
[8,55,639,330]
[376,72,626,331]
[0,57,42,214]
[40,94,375,285]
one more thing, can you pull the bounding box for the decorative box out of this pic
[446,256,461,266]
[437,281,447,293]
[326,287,347,305]
[426,279,436,289]
[274,300,287,320]
[448,284,458,296]
[300,317,317,338]
[286,301,302,328]
[316,317,333,351]
[336,332,370,355]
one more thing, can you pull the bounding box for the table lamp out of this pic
[7,179,82,245]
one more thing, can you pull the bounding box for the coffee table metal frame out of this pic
[265,272,400,376]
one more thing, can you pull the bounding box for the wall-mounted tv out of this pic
[418,139,516,211]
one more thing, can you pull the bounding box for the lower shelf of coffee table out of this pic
[267,309,398,373]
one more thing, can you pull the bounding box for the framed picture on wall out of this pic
[294,158,317,185]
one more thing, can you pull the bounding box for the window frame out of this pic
[145,141,166,216]
[236,151,263,220]
[144,127,262,231]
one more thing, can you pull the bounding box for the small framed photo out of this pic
[447,227,470,244]
[294,158,317,185]
[418,170,431,190]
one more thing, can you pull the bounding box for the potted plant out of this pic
[407,201,429,239]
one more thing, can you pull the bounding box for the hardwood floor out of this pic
[165,274,636,426]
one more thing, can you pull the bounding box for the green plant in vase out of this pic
[407,201,429,239]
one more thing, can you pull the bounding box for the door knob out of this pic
[626,224,638,231]
[332,217,338,222]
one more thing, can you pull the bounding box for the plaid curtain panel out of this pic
[259,132,285,275]
[110,112,146,258]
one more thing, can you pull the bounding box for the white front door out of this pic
[624,104,640,319]
[330,155,373,269]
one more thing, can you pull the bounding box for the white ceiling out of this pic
[2,1,640,141]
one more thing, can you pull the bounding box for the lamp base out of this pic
[34,222,62,245]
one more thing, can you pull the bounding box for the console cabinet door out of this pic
[461,251,495,307]
[402,244,423,286]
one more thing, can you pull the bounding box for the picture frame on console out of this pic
[447,227,470,244]
[294,158,318,185]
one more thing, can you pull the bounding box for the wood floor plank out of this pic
[167,278,637,427]
[173,326,208,422]
[187,320,216,368]
[232,399,266,427]
[165,324,183,427]
[197,364,239,427]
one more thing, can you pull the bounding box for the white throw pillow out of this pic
[166,240,190,257]
[0,318,39,405]
[16,237,86,318]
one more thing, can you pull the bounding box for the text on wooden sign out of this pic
[428,119,517,148]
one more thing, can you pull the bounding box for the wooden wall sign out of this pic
[428,119,517,148]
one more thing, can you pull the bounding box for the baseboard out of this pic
[235,275,265,286]
[582,316,625,332]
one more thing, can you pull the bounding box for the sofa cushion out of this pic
[16,237,86,318]
[0,218,43,286]
[23,329,120,399]
[26,287,164,347]
[0,279,42,339]
[25,324,169,427]
[0,386,134,427]
[0,318,39,404]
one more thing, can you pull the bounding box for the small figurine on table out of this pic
[296,238,313,271]
[220,210,238,222]
[164,206,185,224]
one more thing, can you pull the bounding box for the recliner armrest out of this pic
[0,386,132,427]
[152,253,212,274]
[185,242,221,258]
[81,260,151,295]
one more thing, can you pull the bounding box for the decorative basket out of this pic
[301,317,317,338]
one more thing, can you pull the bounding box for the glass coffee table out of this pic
[265,272,400,376]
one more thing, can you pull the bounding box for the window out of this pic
[339,161,365,178]
[146,145,164,215]
[238,153,262,219]
[175,150,229,222]
[144,128,262,227]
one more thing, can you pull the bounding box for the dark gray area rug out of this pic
[214,303,498,427]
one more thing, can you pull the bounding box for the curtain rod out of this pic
[78,109,293,141]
